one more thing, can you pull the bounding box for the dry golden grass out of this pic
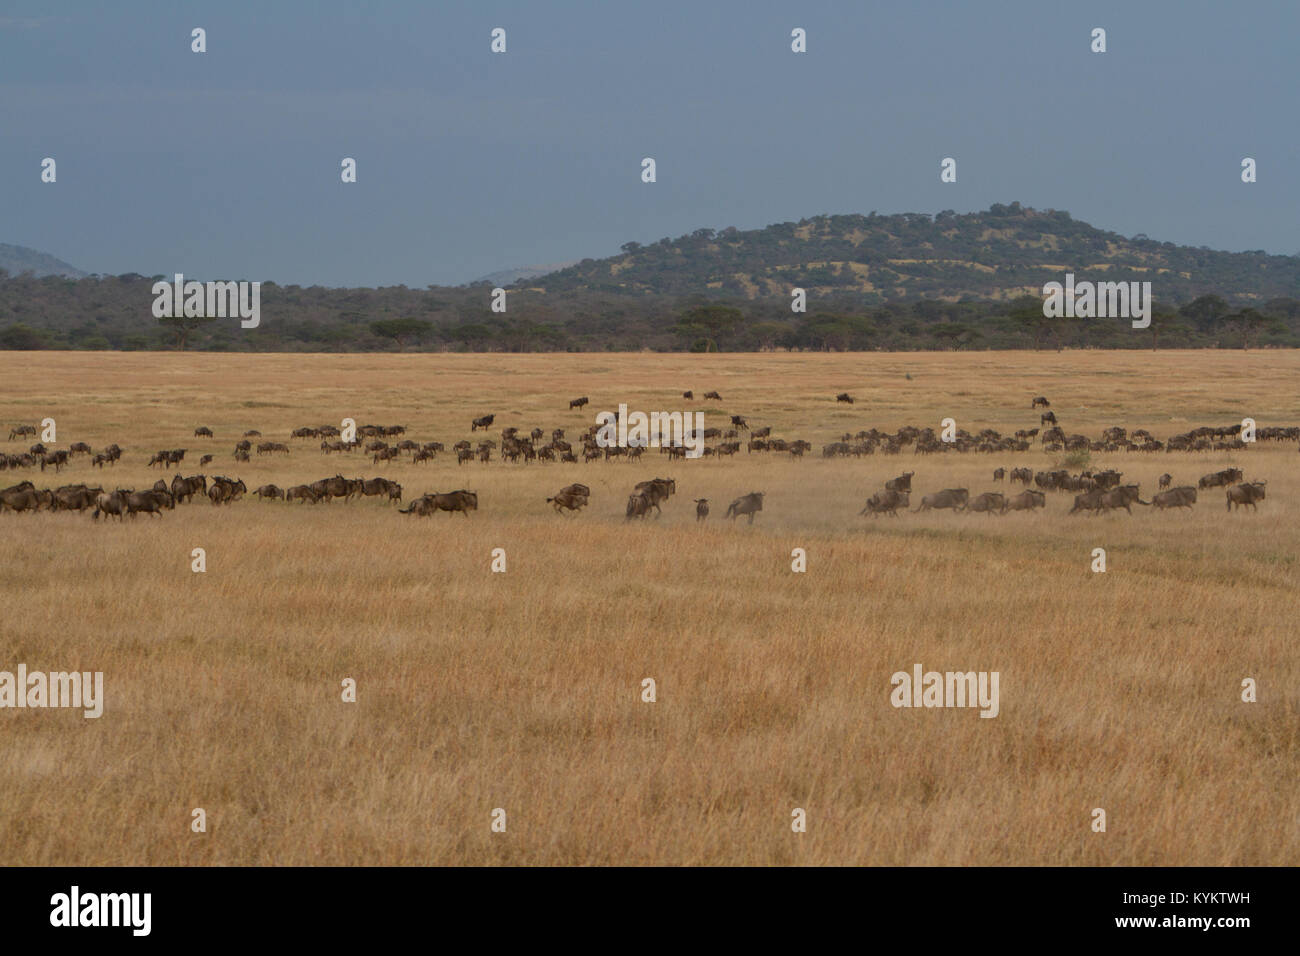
[0,349,1297,866]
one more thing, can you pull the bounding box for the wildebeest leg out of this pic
[748,512,755,524]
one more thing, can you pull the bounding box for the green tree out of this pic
[370,317,434,348]
[158,314,216,351]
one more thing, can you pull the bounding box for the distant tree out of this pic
[370,317,434,348]
[0,323,47,349]
[674,304,743,351]
[158,314,216,351]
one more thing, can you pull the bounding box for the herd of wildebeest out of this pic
[0,393,1292,524]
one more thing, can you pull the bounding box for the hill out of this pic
[0,244,86,279]
[534,203,1300,304]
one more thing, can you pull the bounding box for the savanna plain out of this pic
[0,350,1296,865]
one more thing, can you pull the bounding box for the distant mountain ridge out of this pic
[0,244,86,279]
[472,261,580,287]
[533,203,1300,304]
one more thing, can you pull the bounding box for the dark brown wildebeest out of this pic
[730,415,748,430]
[1,482,44,514]
[1010,467,1033,485]
[1226,481,1266,512]
[457,448,474,465]
[125,489,173,517]
[194,426,214,438]
[286,484,321,504]
[633,478,676,516]
[401,490,478,517]
[152,479,169,493]
[695,498,709,521]
[1005,489,1046,512]
[471,414,495,432]
[233,449,250,462]
[208,477,247,505]
[309,475,349,501]
[1076,485,1147,515]
[8,425,37,442]
[199,454,214,466]
[92,453,111,468]
[361,477,402,503]
[569,397,589,410]
[885,472,914,493]
[682,391,694,400]
[547,490,588,514]
[560,483,591,500]
[52,485,102,512]
[1158,473,1172,489]
[1152,486,1197,510]
[703,391,722,401]
[860,489,908,517]
[291,427,319,440]
[1040,410,1057,426]
[40,450,70,472]
[725,491,764,524]
[1031,396,1050,408]
[255,484,285,501]
[69,442,92,456]
[992,468,1005,482]
[244,430,261,438]
[1199,468,1243,489]
[967,492,1006,515]
[915,488,969,512]
[836,393,854,404]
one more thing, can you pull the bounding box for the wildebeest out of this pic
[725,492,764,523]
[1009,467,1033,485]
[547,490,589,514]
[125,489,173,517]
[1226,481,1266,512]
[836,393,854,404]
[194,426,214,438]
[885,472,914,493]
[255,484,286,501]
[1031,396,1050,408]
[1,481,44,514]
[1040,411,1057,426]
[400,489,478,516]
[1071,484,1148,515]
[695,498,709,521]
[91,489,129,521]
[625,492,653,520]
[199,454,214,466]
[632,477,676,516]
[569,396,589,410]
[1199,468,1243,489]
[966,492,1006,514]
[914,488,969,512]
[992,468,1005,482]
[1152,486,1197,510]
[7,425,37,442]
[703,391,722,400]
[730,415,748,430]
[682,391,694,400]
[286,484,321,504]
[1158,473,1172,489]
[471,414,495,432]
[208,477,247,505]
[1004,489,1046,512]
[860,489,908,517]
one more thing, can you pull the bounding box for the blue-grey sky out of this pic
[1,0,1293,287]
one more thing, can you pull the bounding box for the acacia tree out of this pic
[158,314,215,351]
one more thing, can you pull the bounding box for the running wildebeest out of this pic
[860,489,908,517]
[695,498,709,521]
[915,488,969,512]
[400,489,478,516]
[1226,481,1266,512]
[885,472,914,493]
[547,490,589,514]
[1004,489,1046,512]
[632,478,676,517]
[1199,468,1243,489]
[725,492,764,524]
[1152,486,1197,510]
[967,492,1006,514]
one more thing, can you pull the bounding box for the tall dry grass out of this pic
[0,350,1296,865]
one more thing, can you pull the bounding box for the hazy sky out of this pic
[2,0,1294,287]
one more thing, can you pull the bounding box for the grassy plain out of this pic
[0,349,1296,865]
